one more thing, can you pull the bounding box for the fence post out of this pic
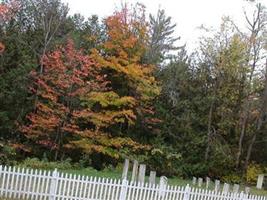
[149,171,156,185]
[214,180,220,192]
[159,176,168,198]
[206,177,210,189]
[138,164,146,183]
[122,159,129,180]
[119,179,128,200]
[256,174,264,189]
[49,169,59,200]
[183,184,191,200]
[192,177,197,185]
[131,160,138,182]
[198,177,203,187]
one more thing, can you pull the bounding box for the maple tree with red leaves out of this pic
[21,39,147,160]
[21,40,109,159]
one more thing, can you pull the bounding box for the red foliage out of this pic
[0,0,19,21]
[21,40,108,152]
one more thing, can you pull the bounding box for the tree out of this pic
[198,21,249,163]
[235,3,267,169]
[20,40,107,159]
[244,59,267,170]
[144,8,179,67]
[17,0,69,72]
[21,38,148,164]
[0,0,70,150]
[90,4,160,140]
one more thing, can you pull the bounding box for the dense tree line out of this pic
[0,0,266,183]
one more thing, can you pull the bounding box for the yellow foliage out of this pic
[246,163,263,184]
[86,91,136,108]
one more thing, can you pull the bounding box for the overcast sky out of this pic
[61,0,267,50]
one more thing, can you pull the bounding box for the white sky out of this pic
[61,0,267,51]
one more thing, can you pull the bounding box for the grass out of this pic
[61,167,267,196]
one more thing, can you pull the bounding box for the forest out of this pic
[0,0,267,184]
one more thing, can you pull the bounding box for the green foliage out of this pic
[18,158,74,170]
[148,146,182,176]
[221,174,242,184]
[0,142,17,165]
[144,8,179,66]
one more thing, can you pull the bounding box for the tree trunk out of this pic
[236,112,248,168]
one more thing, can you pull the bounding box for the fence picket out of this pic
[74,174,80,198]
[114,179,119,200]
[102,178,108,199]
[64,172,71,199]
[58,172,64,199]
[147,183,153,200]
[95,177,100,199]
[13,167,19,199]
[109,178,115,200]
[31,169,37,198]
[130,181,136,200]
[196,188,201,200]
[35,169,41,199]
[144,182,149,200]
[170,185,176,200]
[40,170,46,200]
[4,166,10,197]
[78,175,84,199]
[194,187,199,200]
[107,178,113,200]
[90,176,96,198]
[8,166,14,198]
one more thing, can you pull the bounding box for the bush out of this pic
[221,173,242,184]
[18,158,75,170]
[146,146,183,177]
[246,163,263,184]
[0,142,17,166]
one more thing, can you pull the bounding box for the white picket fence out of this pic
[0,165,266,200]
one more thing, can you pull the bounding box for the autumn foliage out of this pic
[21,37,150,160]
[20,40,105,155]
[90,5,160,134]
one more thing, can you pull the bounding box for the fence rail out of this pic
[0,165,266,200]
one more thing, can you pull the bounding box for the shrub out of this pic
[0,142,17,166]
[246,163,263,184]
[221,174,242,184]
[18,158,75,170]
